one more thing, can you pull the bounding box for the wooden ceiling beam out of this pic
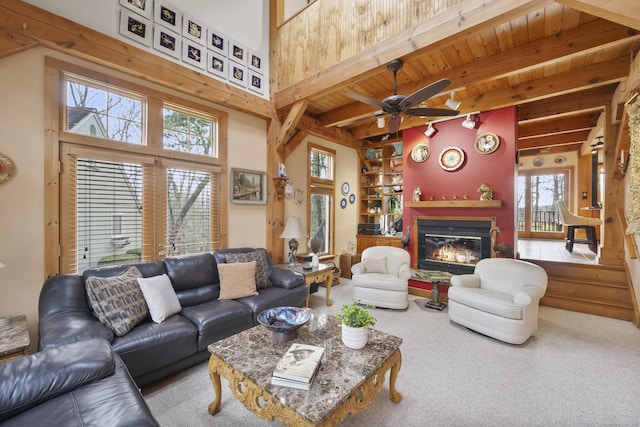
[517,130,592,150]
[557,0,640,31]
[517,85,614,121]
[317,19,638,128]
[519,112,600,138]
[274,0,554,110]
[0,28,38,58]
[519,142,583,156]
[276,99,309,148]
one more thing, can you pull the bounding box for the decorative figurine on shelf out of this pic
[413,186,422,202]
[277,163,287,177]
[478,182,493,201]
[401,226,411,249]
[463,194,469,200]
[452,195,458,200]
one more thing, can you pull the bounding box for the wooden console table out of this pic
[0,315,30,363]
[276,263,334,307]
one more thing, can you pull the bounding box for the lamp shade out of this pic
[280,216,306,239]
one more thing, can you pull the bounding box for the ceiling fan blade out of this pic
[336,111,384,127]
[398,78,452,109]
[388,116,401,133]
[404,107,459,117]
[347,92,386,109]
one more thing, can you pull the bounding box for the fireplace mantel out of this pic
[405,200,503,208]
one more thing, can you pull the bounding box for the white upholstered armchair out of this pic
[448,258,548,344]
[351,246,411,309]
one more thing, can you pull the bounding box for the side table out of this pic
[0,315,30,363]
[339,253,361,279]
[276,263,334,307]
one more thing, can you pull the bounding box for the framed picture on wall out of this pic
[182,42,205,69]
[153,26,181,59]
[182,14,206,45]
[248,70,264,94]
[120,0,152,20]
[231,168,267,204]
[208,30,227,57]
[248,50,263,74]
[207,51,227,80]
[154,1,182,33]
[119,9,152,47]
[228,39,248,65]
[229,63,247,88]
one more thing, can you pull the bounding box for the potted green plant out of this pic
[337,300,377,349]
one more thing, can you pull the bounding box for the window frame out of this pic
[45,58,228,275]
[307,143,335,256]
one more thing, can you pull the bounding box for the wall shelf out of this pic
[404,200,503,208]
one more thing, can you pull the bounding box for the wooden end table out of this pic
[277,263,334,307]
[0,315,30,363]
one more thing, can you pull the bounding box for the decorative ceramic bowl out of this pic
[257,306,312,343]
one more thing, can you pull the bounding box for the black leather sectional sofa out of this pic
[37,248,307,387]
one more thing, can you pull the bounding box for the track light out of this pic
[424,122,436,137]
[445,91,461,110]
[377,117,385,128]
[461,114,476,129]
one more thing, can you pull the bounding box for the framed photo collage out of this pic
[118,0,266,96]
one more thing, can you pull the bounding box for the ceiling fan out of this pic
[347,59,459,133]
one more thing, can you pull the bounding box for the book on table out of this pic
[271,343,324,387]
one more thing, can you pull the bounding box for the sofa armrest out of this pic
[0,339,115,422]
[513,285,545,305]
[398,263,411,280]
[270,267,305,289]
[450,274,481,288]
[351,262,365,275]
[38,312,114,351]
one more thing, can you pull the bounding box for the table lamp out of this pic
[280,216,306,265]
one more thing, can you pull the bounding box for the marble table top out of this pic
[208,312,402,425]
[0,315,30,356]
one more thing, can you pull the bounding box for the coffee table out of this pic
[277,263,334,306]
[207,314,402,426]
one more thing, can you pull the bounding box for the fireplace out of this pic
[416,217,494,275]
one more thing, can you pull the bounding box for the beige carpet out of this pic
[143,279,640,426]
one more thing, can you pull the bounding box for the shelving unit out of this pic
[359,142,403,234]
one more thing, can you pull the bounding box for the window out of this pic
[52,65,227,274]
[518,169,570,238]
[308,145,335,255]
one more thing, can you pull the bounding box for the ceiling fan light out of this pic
[462,114,476,129]
[377,117,385,128]
[445,91,461,110]
[424,123,436,137]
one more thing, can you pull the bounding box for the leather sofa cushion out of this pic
[180,299,254,351]
[1,354,158,427]
[82,260,166,281]
[225,250,272,289]
[236,285,310,324]
[164,252,218,293]
[85,266,149,337]
[111,315,198,378]
[448,287,524,320]
[0,339,115,422]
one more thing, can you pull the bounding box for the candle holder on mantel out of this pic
[425,280,447,311]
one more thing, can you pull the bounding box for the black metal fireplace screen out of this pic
[417,218,492,275]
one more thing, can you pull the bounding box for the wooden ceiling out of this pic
[274,2,640,158]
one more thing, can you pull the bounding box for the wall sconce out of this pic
[445,91,461,110]
[424,122,436,137]
[377,116,385,128]
[461,114,476,129]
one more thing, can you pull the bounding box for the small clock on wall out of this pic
[411,143,430,162]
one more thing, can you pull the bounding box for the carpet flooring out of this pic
[143,279,640,426]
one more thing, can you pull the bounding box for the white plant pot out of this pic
[341,324,369,349]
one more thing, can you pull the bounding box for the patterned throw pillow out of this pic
[85,266,149,336]
[225,250,272,289]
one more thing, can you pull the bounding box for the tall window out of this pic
[308,145,335,255]
[518,169,570,238]
[55,67,226,274]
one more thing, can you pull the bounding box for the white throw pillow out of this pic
[364,257,387,273]
[137,274,182,323]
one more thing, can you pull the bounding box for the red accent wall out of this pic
[402,106,518,265]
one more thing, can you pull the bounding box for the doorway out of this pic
[517,170,570,239]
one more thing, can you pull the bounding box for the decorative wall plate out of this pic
[365,148,378,159]
[284,180,294,198]
[341,181,350,195]
[533,157,544,167]
[411,143,430,162]
[474,133,500,154]
[554,155,566,164]
[0,153,16,183]
[294,188,304,205]
[439,146,465,171]
[349,193,356,204]
[340,198,347,209]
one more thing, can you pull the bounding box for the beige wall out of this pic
[0,47,269,350]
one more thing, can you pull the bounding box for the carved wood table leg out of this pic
[208,355,222,415]
[324,270,333,306]
[388,349,403,403]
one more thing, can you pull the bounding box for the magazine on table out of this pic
[272,343,324,383]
